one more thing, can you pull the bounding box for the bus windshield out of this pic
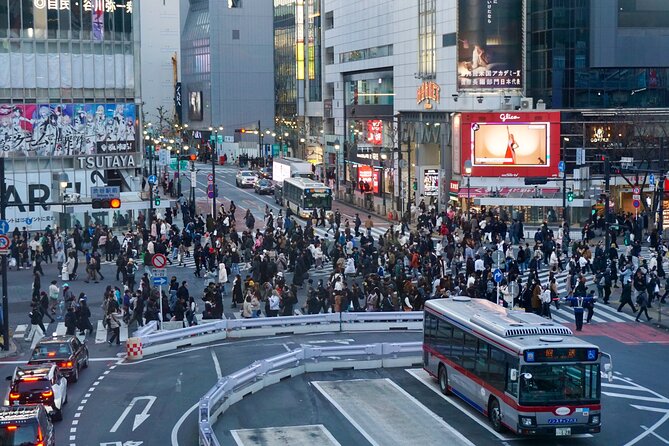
[304,192,332,210]
[519,363,600,405]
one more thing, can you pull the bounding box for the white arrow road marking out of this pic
[110,396,157,433]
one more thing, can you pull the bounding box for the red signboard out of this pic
[460,111,561,178]
[450,180,460,194]
[357,165,379,193]
[366,120,383,145]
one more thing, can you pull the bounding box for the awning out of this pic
[458,187,562,199]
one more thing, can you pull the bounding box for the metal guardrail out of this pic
[197,342,423,446]
[131,320,158,338]
[136,312,423,357]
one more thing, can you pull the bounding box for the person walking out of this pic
[64,306,77,335]
[106,305,122,345]
[540,285,552,319]
[635,289,653,322]
[585,290,596,324]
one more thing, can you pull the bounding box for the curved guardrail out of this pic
[135,312,423,357]
[197,341,423,446]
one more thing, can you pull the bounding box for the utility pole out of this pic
[407,125,412,213]
[258,120,263,167]
[148,142,154,220]
[562,137,569,222]
[603,154,611,256]
[396,113,403,214]
[0,158,7,350]
[212,140,217,218]
[659,137,665,241]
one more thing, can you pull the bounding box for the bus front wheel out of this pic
[488,398,503,432]
[438,365,451,396]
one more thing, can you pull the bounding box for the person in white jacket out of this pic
[540,285,553,319]
[218,262,228,285]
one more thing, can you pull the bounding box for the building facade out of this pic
[140,0,181,124]
[181,0,275,154]
[0,0,144,231]
[274,0,325,167]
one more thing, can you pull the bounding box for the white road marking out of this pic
[210,349,222,379]
[602,392,669,403]
[405,368,513,441]
[640,425,669,444]
[624,411,669,446]
[170,402,198,446]
[231,425,342,446]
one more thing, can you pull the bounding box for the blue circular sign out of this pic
[493,269,504,284]
[148,175,157,185]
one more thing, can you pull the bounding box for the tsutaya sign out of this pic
[34,0,134,13]
[417,81,441,110]
[76,154,139,169]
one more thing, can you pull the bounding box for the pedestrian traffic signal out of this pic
[189,154,196,161]
[154,196,161,206]
[567,191,574,202]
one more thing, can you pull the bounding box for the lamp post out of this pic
[334,139,341,192]
[209,126,222,217]
[562,137,569,222]
[464,160,472,218]
[284,132,289,157]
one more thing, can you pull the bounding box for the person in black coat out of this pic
[64,307,77,335]
[292,254,307,287]
[232,275,243,308]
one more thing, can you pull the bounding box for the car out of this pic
[257,167,272,180]
[0,405,55,445]
[235,170,258,188]
[5,365,67,422]
[254,179,274,195]
[27,335,89,382]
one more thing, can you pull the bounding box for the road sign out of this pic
[207,173,214,182]
[148,175,157,185]
[90,186,120,200]
[191,171,197,184]
[152,268,167,278]
[633,186,640,194]
[152,276,168,286]
[492,250,504,266]
[558,161,565,173]
[633,199,640,208]
[493,269,504,284]
[0,220,9,235]
[151,253,167,269]
[208,191,215,199]
[0,235,10,254]
[650,174,655,185]
[633,194,641,200]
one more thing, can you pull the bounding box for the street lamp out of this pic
[208,126,222,217]
[334,139,341,192]
[562,137,569,222]
[464,160,472,218]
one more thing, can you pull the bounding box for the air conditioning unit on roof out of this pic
[520,97,533,110]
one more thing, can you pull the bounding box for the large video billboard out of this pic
[457,0,523,90]
[461,112,561,178]
[0,103,136,157]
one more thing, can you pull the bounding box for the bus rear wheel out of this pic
[438,365,451,395]
[488,398,503,432]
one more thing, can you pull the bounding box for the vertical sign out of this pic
[174,82,183,124]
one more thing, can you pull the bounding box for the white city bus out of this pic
[423,297,612,437]
[282,177,332,219]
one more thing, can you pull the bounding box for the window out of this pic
[462,333,477,373]
[325,46,334,65]
[424,313,438,344]
[488,347,508,392]
[475,340,489,378]
[450,326,464,365]
[418,0,436,78]
[519,364,600,405]
[339,45,393,63]
[442,33,456,47]
[324,11,333,29]
[435,318,452,357]
[232,29,239,40]
[228,0,241,7]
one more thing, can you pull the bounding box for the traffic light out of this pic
[190,154,196,161]
[154,196,161,206]
[567,191,574,202]
[92,198,121,209]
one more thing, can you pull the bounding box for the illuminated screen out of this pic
[471,122,549,167]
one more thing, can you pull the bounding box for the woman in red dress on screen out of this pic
[504,126,519,165]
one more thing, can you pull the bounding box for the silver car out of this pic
[235,170,258,188]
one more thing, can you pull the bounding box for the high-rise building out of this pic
[181,0,275,154]
[273,0,324,169]
[0,0,143,231]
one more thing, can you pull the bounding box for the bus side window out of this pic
[475,340,489,379]
[436,319,452,358]
[462,332,477,372]
[505,355,520,397]
[488,347,506,392]
[450,326,464,365]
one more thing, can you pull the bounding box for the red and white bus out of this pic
[423,297,612,436]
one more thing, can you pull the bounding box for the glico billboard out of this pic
[460,111,561,178]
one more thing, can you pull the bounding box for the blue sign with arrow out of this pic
[493,269,504,284]
[558,161,566,173]
[650,173,655,185]
[0,220,9,235]
[148,175,157,185]
[152,276,168,286]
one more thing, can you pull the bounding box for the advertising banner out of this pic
[188,91,203,121]
[357,165,379,194]
[457,0,523,90]
[0,103,136,157]
[423,169,439,196]
[460,111,561,178]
